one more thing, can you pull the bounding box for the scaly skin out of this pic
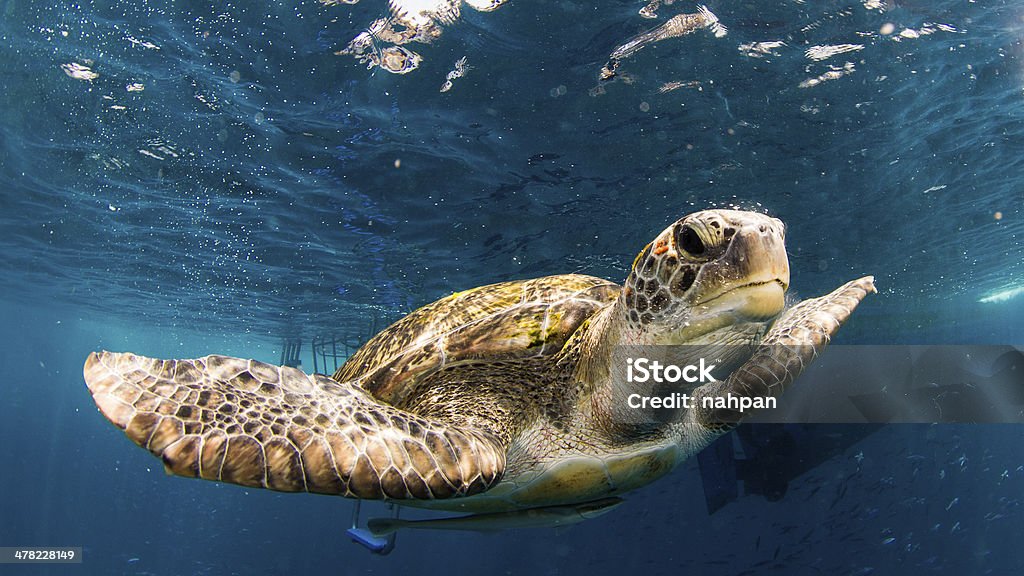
[83,352,504,499]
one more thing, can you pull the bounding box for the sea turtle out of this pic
[84,209,874,532]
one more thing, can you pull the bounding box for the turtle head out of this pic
[620,210,790,344]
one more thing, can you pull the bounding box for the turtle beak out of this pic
[694,215,789,317]
[732,216,789,291]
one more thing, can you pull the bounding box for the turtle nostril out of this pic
[676,226,705,256]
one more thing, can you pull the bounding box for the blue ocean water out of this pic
[0,0,1022,573]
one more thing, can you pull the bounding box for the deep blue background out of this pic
[0,0,1022,573]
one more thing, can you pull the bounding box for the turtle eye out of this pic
[676,226,705,256]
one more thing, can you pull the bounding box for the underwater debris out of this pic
[440,56,471,92]
[639,0,677,19]
[336,24,424,76]
[332,0,507,74]
[891,22,960,41]
[378,46,423,74]
[389,0,461,27]
[658,80,701,93]
[601,5,725,81]
[464,0,506,12]
[739,40,786,58]
[61,62,99,81]
[798,62,856,88]
[805,43,864,62]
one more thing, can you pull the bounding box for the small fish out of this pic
[946,497,959,510]
[882,537,896,545]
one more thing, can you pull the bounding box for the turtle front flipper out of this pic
[692,275,876,429]
[83,351,505,499]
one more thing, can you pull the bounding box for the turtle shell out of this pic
[333,274,620,405]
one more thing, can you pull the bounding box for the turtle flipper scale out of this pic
[693,275,876,428]
[84,351,504,499]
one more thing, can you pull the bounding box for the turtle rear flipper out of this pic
[693,276,876,428]
[83,351,505,499]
